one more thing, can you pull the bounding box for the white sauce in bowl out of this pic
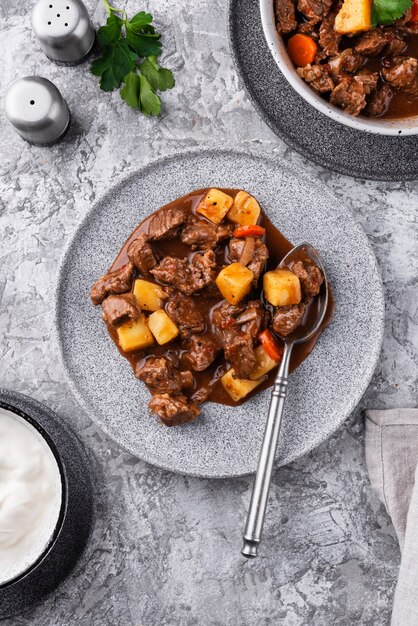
[0,407,63,585]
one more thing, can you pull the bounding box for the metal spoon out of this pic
[241,243,329,558]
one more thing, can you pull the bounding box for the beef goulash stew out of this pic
[276,0,418,117]
[90,189,333,427]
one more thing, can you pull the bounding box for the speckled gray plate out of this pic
[229,0,418,181]
[55,149,384,478]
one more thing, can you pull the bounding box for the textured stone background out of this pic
[1,0,417,624]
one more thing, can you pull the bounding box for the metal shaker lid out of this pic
[5,77,70,146]
[31,0,95,64]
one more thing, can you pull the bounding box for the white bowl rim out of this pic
[259,0,418,136]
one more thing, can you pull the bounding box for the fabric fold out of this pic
[365,409,418,625]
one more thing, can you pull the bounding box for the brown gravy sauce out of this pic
[107,188,334,406]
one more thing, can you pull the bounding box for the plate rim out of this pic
[227,0,418,182]
[54,146,385,478]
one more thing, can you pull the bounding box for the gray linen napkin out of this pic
[365,409,418,626]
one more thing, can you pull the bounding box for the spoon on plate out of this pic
[241,243,329,558]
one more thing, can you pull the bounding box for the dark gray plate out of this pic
[55,149,384,478]
[0,389,94,620]
[228,0,418,181]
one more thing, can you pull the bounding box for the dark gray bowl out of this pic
[229,0,418,180]
[0,389,94,620]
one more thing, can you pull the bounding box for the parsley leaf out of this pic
[120,71,141,108]
[91,39,136,91]
[120,69,167,117]
[96,14,123,46]
[138,74,162,116]
[128,11,153,32]
[372,0,411,25]
[125,28,162,58]
[139,56,175,92]
[91,1,175,115]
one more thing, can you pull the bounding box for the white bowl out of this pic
[259,0,418,135]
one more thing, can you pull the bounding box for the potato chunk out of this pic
[117,318,154,352]
[263,268,301,307]
[221,368,263,402]
[227,191,261,226]
[148,309,179,345]
[196,188,234,224]
[335,0,372,34]
[133,279,167,311]
[249,345,279,381]
[216,262,254,305]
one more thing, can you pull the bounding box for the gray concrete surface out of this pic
[1,0,417,624]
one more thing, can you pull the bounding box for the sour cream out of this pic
[0,407,62,585]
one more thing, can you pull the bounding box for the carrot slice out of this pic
[287,34,318,67]
[411,0,418,21]
[233,225,266,238]
[258,329,284,363]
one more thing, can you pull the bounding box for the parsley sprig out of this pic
[372,0,412,25]
[91,0,175,116]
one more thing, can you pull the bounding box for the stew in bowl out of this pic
[273,0,418,119]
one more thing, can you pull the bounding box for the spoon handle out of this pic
[241,342,293,558]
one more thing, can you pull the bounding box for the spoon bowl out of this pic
[275,243,329,345]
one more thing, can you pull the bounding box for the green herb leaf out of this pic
[126,27,162,57]
[97,14,123,46]
[372,0,411,24]
[91,39,136,91]
[138,74,161,116]
[128,11,153,32]
[91,2,174,116]
[139,56,175,92]
[120,71,141,108]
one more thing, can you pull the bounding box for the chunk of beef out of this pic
[273,303,306,337]
[191,250,218,288]
[212,300,266,379]
[127,233,157,274]
[136,357,193,394]
[355,29,390,56]
[235,300,269,337]
[151,250,217,295]
[327,49,363,82]
[101,293,141,327]
[90,262,135,305]
[356,70,379,95]
[147,207,187,241]
[297,64,335,93]
[212,300,246,333]
[297,0,332,23]
[366,83,391,117]
[180,216,233,250]
[184,334,221,372]
[228,238,269,280]
[319,12,341,56]
[191,385,213,404]
[166,293,205,339]
[395,20,418,36]
[225,331,256,379]
[382,56,418,92]
[329,77,366,116]
[149,393,200,427]
[275,0,297,33]
[212,299,267,339]
[297,20,320,40]
[385,28,406,55]
[291,260,324,300]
